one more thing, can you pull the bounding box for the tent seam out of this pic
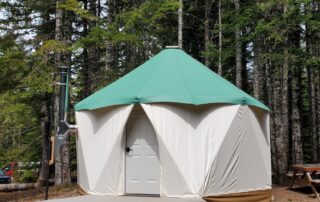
[200,105,241,196]
[174,51,197,104]
[141,104,194,195]
[77,136,91,191]
[187,58,268,110]
[136,52,166,100]
[246,108,271,179]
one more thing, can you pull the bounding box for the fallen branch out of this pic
[0,183,38,192]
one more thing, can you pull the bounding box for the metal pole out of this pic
[59,71,67,121]
[55,69,69,156]
[54,65,70,187]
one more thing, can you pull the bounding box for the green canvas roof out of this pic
[75,48,268,111]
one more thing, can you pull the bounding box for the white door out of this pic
[125,113,160,195]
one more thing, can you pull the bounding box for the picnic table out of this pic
[289,164,320,199]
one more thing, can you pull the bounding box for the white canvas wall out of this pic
[141,103,240,197]
[76,105,133,194]
[203,105,271,196]
[76,103,271,197]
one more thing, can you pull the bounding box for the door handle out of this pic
[126,147,132,153]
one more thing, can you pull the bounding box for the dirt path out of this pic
[273,185,318,202]
[0,185,80,202]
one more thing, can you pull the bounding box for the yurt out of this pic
[75,48,271,201]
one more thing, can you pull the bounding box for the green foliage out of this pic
[0,35,27,93]
[37,40,70,55]
[58,0,98,21]
[14,169,38,183]
[109,0,179,46]
[0,32,46,165]
[76,25,109,48]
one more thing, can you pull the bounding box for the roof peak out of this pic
[75,48,269,111]
[165,45,180,49]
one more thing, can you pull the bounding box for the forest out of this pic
[0,0,319,186]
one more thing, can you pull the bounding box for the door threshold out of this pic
[125,194,160,197]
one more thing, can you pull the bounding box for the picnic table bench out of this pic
[289,164,320,200]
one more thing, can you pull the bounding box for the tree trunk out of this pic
[312,2,320,161]
[61,6,73,185]
[291,66,303,164]
[38,102,50,186]
[278,50,290,183]
[178,0,183,49]
[88,0,98,93]
[54,0,64,185]
[317,71,320,157]
[218,0,222,76]
[97,0,101,18]
[60,140,71,185]
[307,66,318,162]
[274,5,290,183]
[35,4,53,187]
[234,0,242,88]
[204,0,212,67]
[253,43,265,101]
[307,31,318,163]
[273,67,284,183]
[105,0,115,72]
[266,59,278,179]
[270,45,290,184]
[290,5,304,164]
[82,0,90,98]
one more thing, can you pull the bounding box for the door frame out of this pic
[123,107,160,196]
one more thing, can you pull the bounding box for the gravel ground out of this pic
[0,184,319,202]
